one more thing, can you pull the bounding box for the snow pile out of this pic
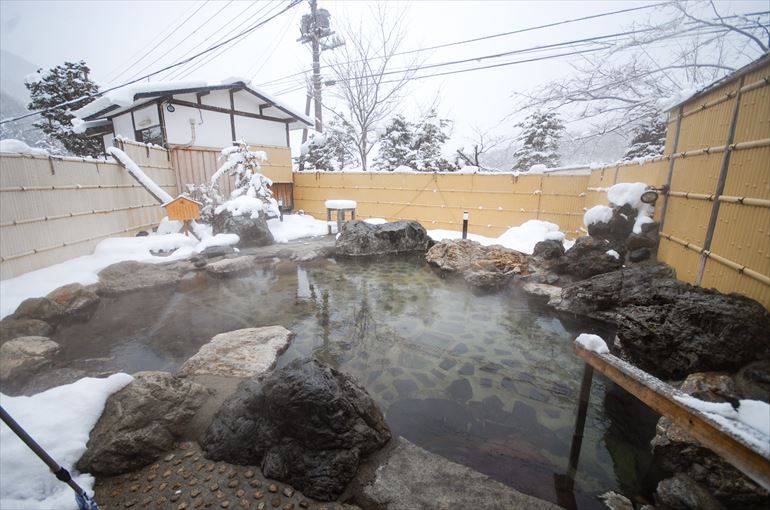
[606,249,620,260]
[156,217,183,235]
[583,205,613,227]
[675,395,770,456]
[267,214,328,243]
[456,166,479,174]
[0,228,241,319]
[107,147,173,203]
[324,199,357,209]
[364,218,388,225]
[428,220,573,255]
[0,374,133,509]
[0,139,50,156]
[215,195,264,219]
[574,333,610,354]
[529,164,548,173]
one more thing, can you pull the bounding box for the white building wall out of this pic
[234,116,287,147]
[112,113,135,140]
[164,104,232,148]
[232,90,264,113]
[201,90,231,109]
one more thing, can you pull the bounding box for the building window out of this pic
[136,125,163,146]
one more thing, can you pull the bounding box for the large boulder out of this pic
[0,318,54,344]
[655,474,726,510]
[553,236,623,279]
[13,297,61,322]
[77,371,206,475]
[178,326,293,378]
[558,264,770,378]
[336,220,431,256]
[532,239,565,260]
[426,239,528,290]
[97,260,191,295]
[202,358,391,501]
[212,209,274,247]
[0,337,60,394]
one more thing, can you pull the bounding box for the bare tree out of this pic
[513,1,769,140]
[455,126,508,169]
[325,4,419,170]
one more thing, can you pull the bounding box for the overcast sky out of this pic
[1,0,766,156]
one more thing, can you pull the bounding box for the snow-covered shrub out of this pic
[210,141,279,218]
[184,182,224,223]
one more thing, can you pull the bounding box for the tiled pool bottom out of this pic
[53,256,658,509]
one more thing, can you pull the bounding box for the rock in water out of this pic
[178,326,293,378]
[426,239,528,289]
[655,475,726,510]
[97,260,191,295]
[335,220,431,256]
[212,209,274,247]
[202,358,391,501]
[558,264,770,378]
[46,283,101,321]
[553,236,623,279]
[0,318,54,343]
[77,371,206,475]
[0,337,60,394]
[205,256,255,278]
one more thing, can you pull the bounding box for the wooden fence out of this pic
[294,171,590,238]
[170,144,294,208]
[0,140,176,279]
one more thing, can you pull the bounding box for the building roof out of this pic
[73,77,313,127]
[666,54,770,112]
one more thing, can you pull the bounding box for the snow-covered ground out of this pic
[0,374,133,509]
[428,219,574,254]
[0,214,329,319]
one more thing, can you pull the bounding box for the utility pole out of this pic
[298,0,343,134]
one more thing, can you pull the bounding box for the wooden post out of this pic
[565,364,594,492]
[327,207,332,234]
[575,342,770,491]
[337,209,343,235]
[696,76,745,285]
[659,105,684,232]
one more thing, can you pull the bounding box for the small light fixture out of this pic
[640,189,659,204]
[165,103,175,113]
[463,211,469,221]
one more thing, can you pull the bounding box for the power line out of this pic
[106,1,211,84]
[123,0,235,83]
[245,5,298,79]
[255,2,668,89]
[159,0,274,81]
[168,1,284,81]
[0,0,303,126]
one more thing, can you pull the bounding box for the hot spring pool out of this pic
[52,255,660,508]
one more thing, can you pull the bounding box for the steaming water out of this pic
[53,256,659,508]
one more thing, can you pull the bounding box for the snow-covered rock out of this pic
[178,326,294,378]
[97,260,192,295]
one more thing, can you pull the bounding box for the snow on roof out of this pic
[73,78,313,126]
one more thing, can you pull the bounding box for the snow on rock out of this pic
[574,333,610,354]
[324,199,357,209]
[267,214,328,243]
[607,182,655,233]
[106,147,173,203]
[428,220,572,255]
[0,139,49,156]
[215,194,264,219]
[606,249,620,260]
[633,214,654,235]
[0,373,133,509]
[584,205,614,227]
[364,218,388,225]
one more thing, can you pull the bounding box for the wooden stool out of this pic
[325,199,357,234]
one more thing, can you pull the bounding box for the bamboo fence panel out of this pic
[0,142,176,279]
